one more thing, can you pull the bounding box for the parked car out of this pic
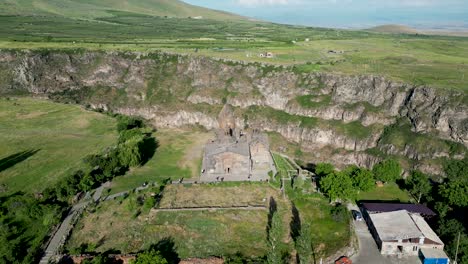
[335,256,352,264]
[352,210,363,221]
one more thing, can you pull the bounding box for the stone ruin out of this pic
[200,105,276,182]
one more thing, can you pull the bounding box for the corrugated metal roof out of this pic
[362,203,436,216]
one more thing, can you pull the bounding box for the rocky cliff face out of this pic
[0,50,466,173]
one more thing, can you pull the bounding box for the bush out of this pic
[315,163,334,177]
[372,159,401,183]
[117,116,143,132]
[330,204,348,223]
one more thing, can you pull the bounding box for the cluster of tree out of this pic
[47,116,157,202]
[317,159,401,201]
[405,158,468,263]
[0,193,63,263]
[0,115,157,264]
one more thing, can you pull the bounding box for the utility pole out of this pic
[454,232,461,264]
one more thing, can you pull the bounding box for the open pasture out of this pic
[0,8,466,90]
[67,183,290,259]
[108,128,213,194]
[0,97,117,194]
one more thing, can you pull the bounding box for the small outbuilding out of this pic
[420,248,450,264]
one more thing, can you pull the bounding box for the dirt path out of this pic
[153,205,267,212]
[39,185,107,264]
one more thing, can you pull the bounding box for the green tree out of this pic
[406,170,431,203]
[267,211,283,264]
[118,128,144,143]
[118,135,144,167]
[372,159,401,183]
[132,249,168,264]
[117,116,143,132]
[315,163,334,177]
[439,180,468,207]
[444,158,468,181]
[79,173,95,191]
[350,167,375,192]
[296,223,313,264]
[319,171,356,201]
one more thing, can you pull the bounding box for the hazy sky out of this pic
[183,0,468,30]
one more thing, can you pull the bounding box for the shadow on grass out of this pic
[149,237,180,264]
[0,149,40,173]
[141,137,159,166]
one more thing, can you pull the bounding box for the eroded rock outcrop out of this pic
[0,50,466,171]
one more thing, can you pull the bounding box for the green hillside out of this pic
[0,0,467,90]
[0,0,242,20]
[0,97,117,194]
[368,24,419,34]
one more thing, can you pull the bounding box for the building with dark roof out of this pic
[362,203,436,217]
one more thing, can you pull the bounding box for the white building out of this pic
[367,210,444,256]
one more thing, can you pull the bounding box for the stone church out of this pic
[200,105,276,182]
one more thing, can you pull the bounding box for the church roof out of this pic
[205,142,250,157]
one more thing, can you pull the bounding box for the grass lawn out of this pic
[288,190,352,258]
[357,182,412,202]
[158,183,271,208]
[67,183,291,259]
[108,128,213,194]
[272,153,296,178]
[0,97,117,194]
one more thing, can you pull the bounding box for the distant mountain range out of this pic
[368,24,468,37]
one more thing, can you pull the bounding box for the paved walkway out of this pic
[39,202,88,264]
[39,184,108,264]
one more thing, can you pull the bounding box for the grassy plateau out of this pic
[67,183,288,259]
[108,128,213,194]
[0,97,117,194]
[0,0,466,91]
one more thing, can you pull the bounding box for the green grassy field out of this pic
[357,182,412,202]
[293,194,351,258]
[0,97,117,194]
[272,153,296,179]
[108,128,213,194]
[67,184,284,259]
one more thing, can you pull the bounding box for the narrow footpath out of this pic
[39,185,105,264]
